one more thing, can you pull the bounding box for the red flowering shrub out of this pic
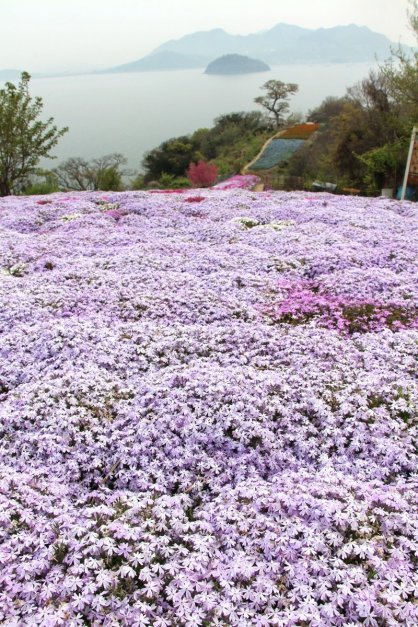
[186,160,218,188]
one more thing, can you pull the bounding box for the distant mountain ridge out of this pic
[101,51,210,73]
[96,23,399,75]
[151,23,396,65]
[1,23,407,80]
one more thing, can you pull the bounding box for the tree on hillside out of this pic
[53,153,128,191]
[288,69,405,192]
[200,111,269,160]
[141,112,270,184]
[142,137,202,182]
[380,0,418,123]
[307,96,349,124]
[0,72,68,196]
[212,111,268,134]
[254,80,299,128]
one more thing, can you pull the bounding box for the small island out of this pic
[204,54,270,75]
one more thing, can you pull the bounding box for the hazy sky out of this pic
[1,0,415,72]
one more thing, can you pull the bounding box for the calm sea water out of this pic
[28,63,377,172]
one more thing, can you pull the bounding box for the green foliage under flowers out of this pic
[158,173,191,189]
[96,166,124,192]
[23,169,60,195]
[356,140,409,194]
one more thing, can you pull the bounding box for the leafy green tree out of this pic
[199,111,269,160]
[0,72,68,196]
[96,167,123,191]
[212,111,268,134]
[142,137,202,182]
[381,1,418,122]
[254,80,298,128]
[357,141,407,194]
[307,96,349,124]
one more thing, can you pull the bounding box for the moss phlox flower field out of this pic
[0,188,417,625]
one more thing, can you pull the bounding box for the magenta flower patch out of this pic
[212,174,261,190]
[265,278,418,333]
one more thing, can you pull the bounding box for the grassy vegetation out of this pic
[141,111,271,186]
